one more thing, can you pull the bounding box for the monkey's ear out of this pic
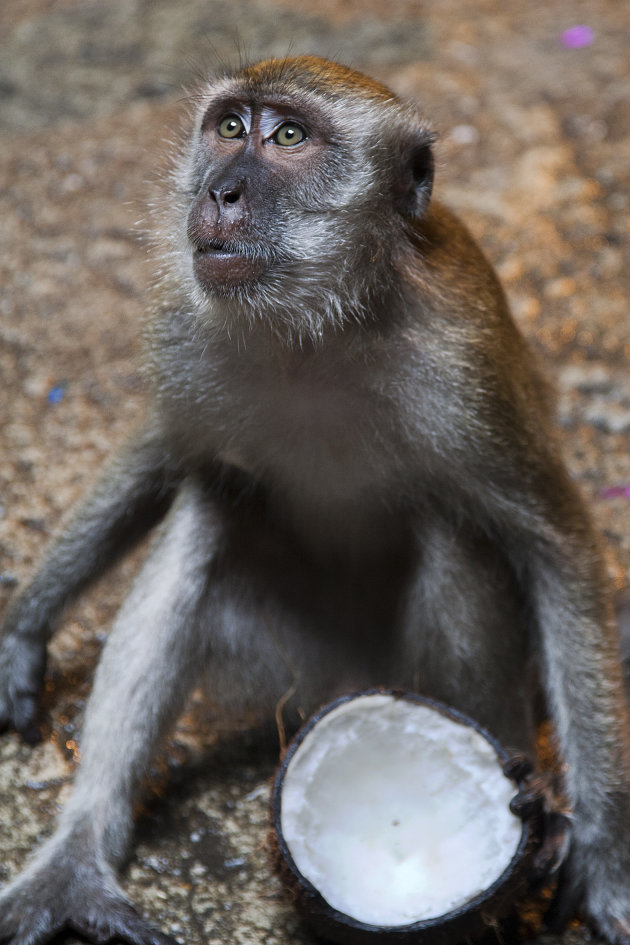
[397,131,436,219]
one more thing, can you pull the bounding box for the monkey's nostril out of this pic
[209,186,241,205]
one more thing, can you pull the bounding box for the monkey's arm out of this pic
[0,420,179,740]
[511,487,630,937]
[461,435,630,940]
[0,482,216,945]
[408,206,630,937]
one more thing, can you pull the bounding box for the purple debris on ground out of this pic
[600,484,630,500]
[561,26,595,49]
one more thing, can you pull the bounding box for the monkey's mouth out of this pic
[195,239,240,257]
[192,240,268,291]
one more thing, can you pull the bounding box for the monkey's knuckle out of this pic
[502,753,534,783]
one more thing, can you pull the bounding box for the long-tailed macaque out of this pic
[1,55,630,945]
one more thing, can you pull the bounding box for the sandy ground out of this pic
[0,1,629,943]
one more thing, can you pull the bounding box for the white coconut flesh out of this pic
[280,693,523,928]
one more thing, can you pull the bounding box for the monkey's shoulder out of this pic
[399,200,540,363]
[400,200,510,324]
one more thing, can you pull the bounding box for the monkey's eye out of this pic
[272,122,306,147]
[218,115,246,139]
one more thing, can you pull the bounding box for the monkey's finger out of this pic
[0,701,11,733]
[509,782,546,818]
[70,903,179,945]
[502,753,534,784]
[542,855,582,934]
[532,811,571,880]
[610,927,630,945]
[11,692,42,745]
[0,909,65,945]
[0,694,41,744]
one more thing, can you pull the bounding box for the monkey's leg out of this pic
[398,517,575,874]
[0,421,177,740]
[398,515,538,753]
[0,481,213,945]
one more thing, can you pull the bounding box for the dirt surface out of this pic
[0,1,629,944]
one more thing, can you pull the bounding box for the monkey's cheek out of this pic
[193,251,268,293]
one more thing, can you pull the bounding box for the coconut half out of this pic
[272,691,545,945]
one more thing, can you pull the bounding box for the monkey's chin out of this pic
[193,248,268,294]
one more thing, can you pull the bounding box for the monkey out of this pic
[1,53,630,945]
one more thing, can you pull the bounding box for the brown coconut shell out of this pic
[271,689,549,945]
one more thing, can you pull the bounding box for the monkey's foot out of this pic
[0,848,177,945]
[0,897,177,945]
[573,847,630,945]
[0,630,46,743]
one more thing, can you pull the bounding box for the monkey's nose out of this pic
[211,184,242,206]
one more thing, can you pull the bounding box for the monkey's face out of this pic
[186,99,334,296]
[173,58,435,339]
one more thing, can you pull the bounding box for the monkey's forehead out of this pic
[218,56,397,105]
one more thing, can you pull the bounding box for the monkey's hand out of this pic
[503,755,571,882]
[0,605,47,743]
[0,839,177,945]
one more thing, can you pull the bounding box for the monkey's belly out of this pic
[188,493,536,750]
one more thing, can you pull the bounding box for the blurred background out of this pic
[0,2,629,943]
